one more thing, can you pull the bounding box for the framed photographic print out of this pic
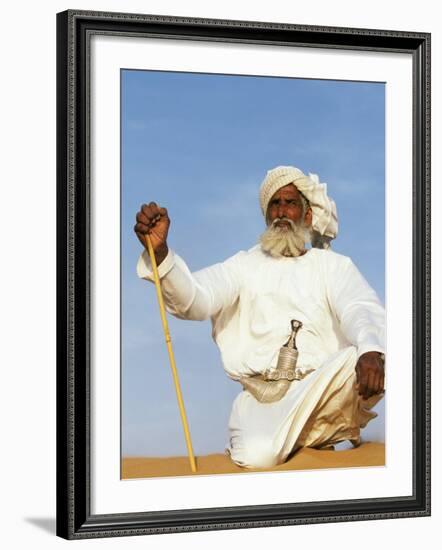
[56,9,430,539]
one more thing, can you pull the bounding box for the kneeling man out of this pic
[134,165,385,469]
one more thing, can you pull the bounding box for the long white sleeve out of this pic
[326,255,385,358]
[136,248,244,321]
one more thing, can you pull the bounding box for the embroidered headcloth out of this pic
[259,165,338,248]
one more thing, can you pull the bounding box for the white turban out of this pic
[259,165,338,246]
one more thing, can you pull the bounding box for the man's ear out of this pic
[304,207,313,227]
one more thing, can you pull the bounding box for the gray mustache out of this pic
[272,218,296,228]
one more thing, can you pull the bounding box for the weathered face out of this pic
[266,184,312,228]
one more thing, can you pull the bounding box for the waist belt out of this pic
[264,367,311,382]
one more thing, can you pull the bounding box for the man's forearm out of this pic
[137,247,243,322]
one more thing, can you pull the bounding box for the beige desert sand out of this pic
[122,442,385,479]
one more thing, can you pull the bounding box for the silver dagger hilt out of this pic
[275,319,303,372]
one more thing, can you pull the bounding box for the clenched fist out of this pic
[134,202,170,265]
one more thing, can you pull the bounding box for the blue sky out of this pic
[121,69,385,457]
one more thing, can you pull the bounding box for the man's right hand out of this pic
[134,202,170,265]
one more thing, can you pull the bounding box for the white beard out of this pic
[259,218,310,258]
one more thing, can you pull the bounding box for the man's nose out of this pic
[277,203,286,217]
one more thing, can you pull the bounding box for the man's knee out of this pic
[229,436,280,469]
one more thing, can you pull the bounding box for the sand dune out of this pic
[122,442,385,479]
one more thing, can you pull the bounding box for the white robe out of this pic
[137,245,385,468]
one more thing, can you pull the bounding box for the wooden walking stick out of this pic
[144,234,197,473]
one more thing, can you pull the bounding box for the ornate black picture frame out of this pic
[56,9,430,539]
